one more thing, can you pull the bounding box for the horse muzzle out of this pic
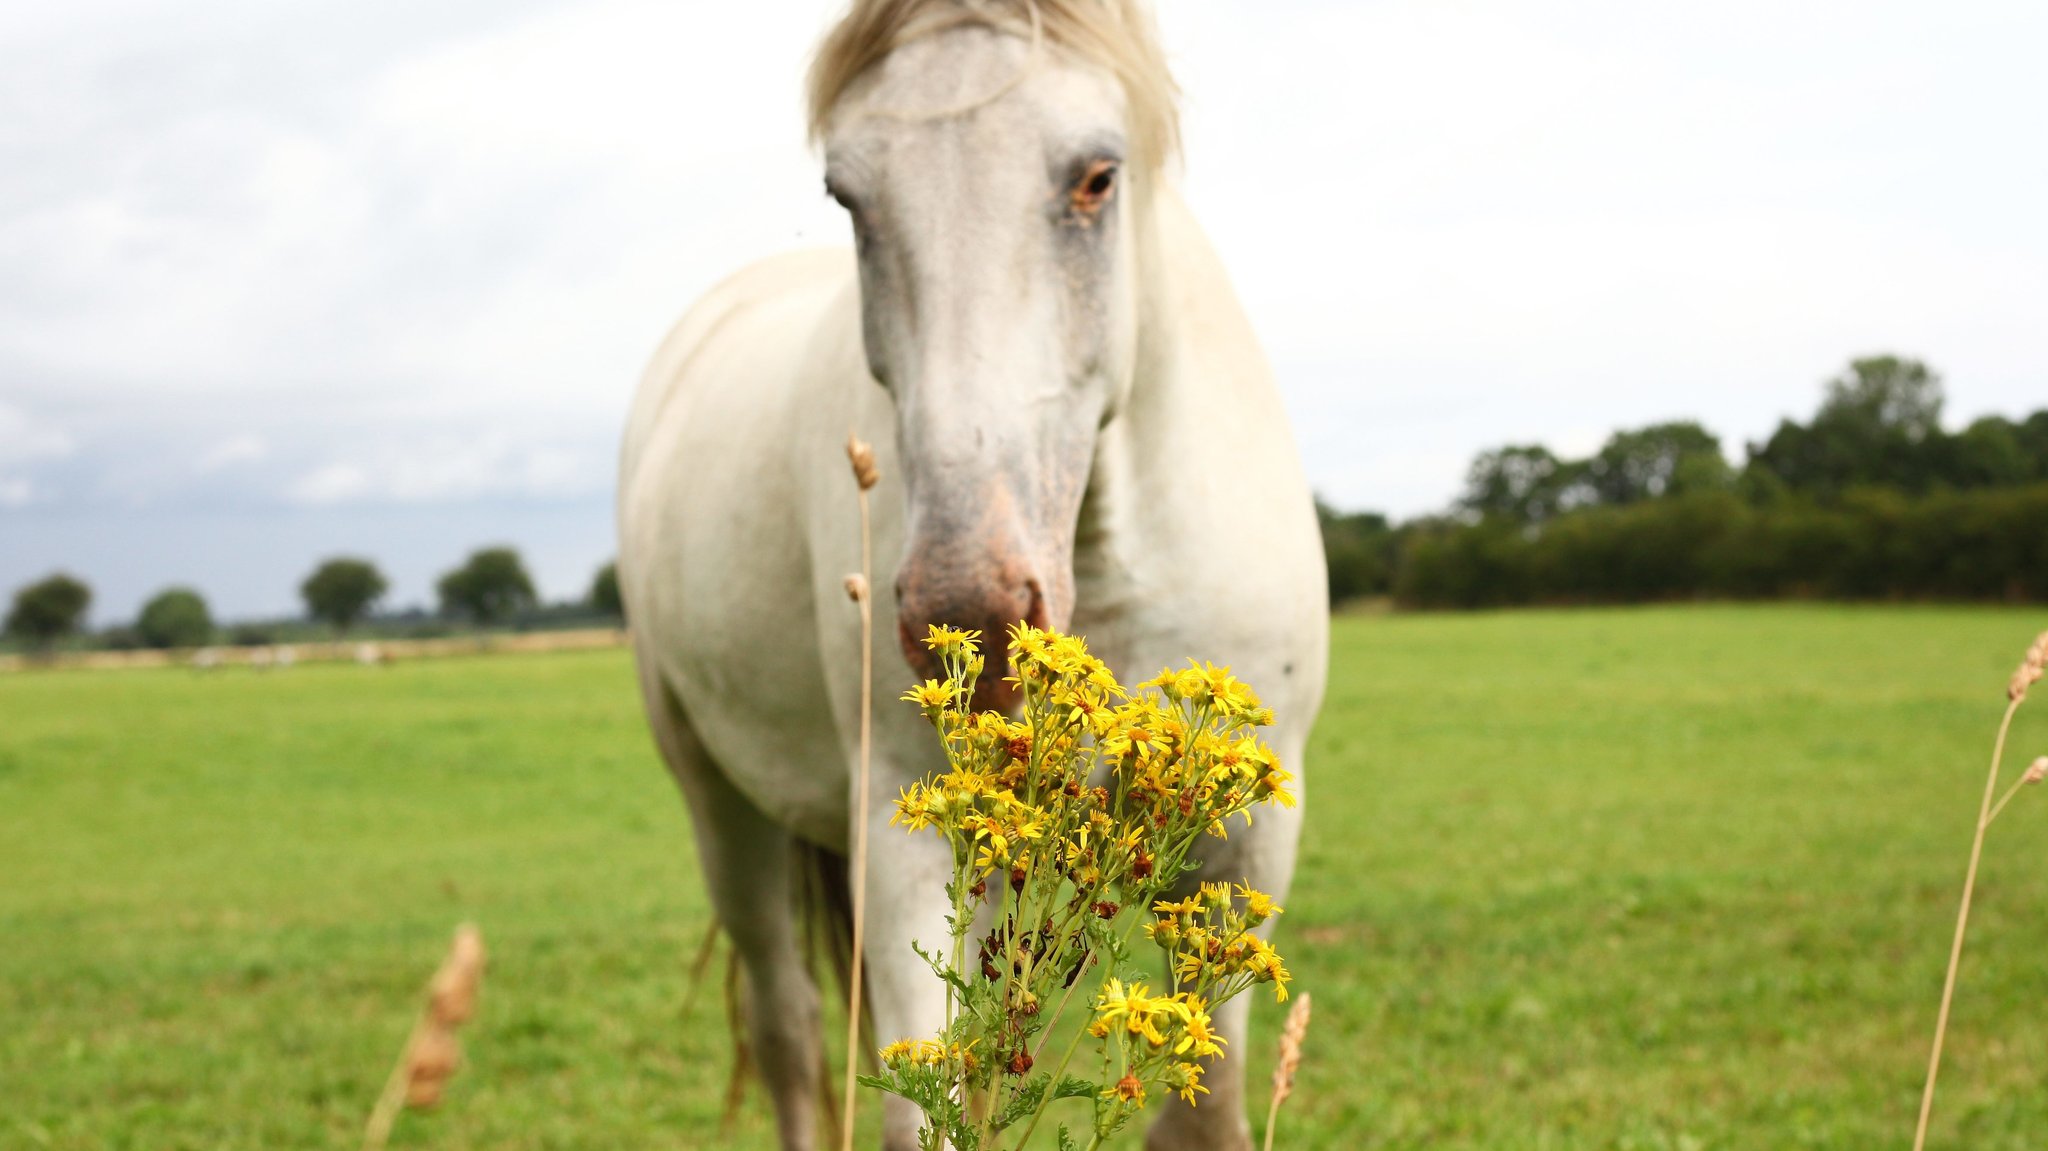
[894,550,1055,713]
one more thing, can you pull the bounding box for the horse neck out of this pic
[1121,179,1273,456]
[1079,178,1297,560]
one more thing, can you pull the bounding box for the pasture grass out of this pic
[3,604,2047,1149]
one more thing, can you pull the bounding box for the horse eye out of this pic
[1070,161,1118,218]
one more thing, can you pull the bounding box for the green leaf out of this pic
[993,1074,1048,1128]
[911,939,970,996]
[1053,1076,1098,1101]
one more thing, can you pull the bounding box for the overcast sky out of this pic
[3,0,2045,620]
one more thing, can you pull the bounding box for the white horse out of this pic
[617,3,1328,1148]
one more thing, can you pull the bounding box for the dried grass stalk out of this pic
[364,924,486,1151]
[841,432,879,1151]
[2008,629,2048,702]
[1262,991,1312,1151]
[1914,629,2045,1151]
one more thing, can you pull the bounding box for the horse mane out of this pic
[805,0,1181,168]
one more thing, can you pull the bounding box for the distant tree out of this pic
[300,558,388,632]
[589,560,623,619]
[229,623,277,647]
[1589,421,1731,505]
[4,573,92,651]
[1820,355,1944,442]
[2020,411,2048,469]
[1460,445,1591,523]
[1935,416,2034,489]
[437,547,537,625]
[136,587,213,649]
[1748,355,1946,495]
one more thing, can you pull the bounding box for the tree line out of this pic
[1323,355,2048,608]
[3,547,625,654]
[10,352,2037,647]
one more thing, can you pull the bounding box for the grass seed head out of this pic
[427,923,485,1028]
[843,573,869,603]
[1271,990,1312,1106]
[845,433,879,491]
[2025,757,2048,786]
[403,1026,462,1108]
[2011,630,2048,702]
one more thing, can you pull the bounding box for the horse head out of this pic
[813,2,1177,706]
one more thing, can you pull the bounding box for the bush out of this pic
[589,561,623,619]
[137,588,214,649]
[1396,484,2048,608]
[1318,502,1400,604]
[99,626,146,652]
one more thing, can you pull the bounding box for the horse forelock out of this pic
[805,0,1180,169]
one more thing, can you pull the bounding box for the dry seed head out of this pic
[2026,757,2048,786]
[2012,629,2048,703]
[403,1026,462,1108]
[1270,990,1312,1106]
[845,433,879,491]
[844,573,869,603]
[427,923,485,1028]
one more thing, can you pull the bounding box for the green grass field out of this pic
[5,605,2048,1150]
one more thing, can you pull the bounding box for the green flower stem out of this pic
[1012,911,1149,1149]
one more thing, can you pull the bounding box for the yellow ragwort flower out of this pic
[1172,996,1227,1059]
[922,624,979,654]
[1235,882,1282,926]
[1094,978,1178,1047]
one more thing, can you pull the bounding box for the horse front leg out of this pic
[1146,767,1306,1151]
[857,758,961,1151]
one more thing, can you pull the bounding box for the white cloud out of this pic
[0,403,75,464]
[285,463,371,506]
[0,477,35,507]
[284,432,603,507]
[194,434,269,473]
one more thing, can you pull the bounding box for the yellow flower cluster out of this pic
[1147,883,1294,1004]
[871,624,1297,1150]
[893,624,1294,889]
[1085,978,1225,1104]
[879,1037,980,1074]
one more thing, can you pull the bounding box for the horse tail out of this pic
[793,839,874,1137]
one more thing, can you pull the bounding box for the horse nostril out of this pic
[1022,578,1049,631]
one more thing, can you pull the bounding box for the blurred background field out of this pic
[5,604,2048,1150]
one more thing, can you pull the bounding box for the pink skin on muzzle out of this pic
[891,442,1087,712]
[895,541,1053,714]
